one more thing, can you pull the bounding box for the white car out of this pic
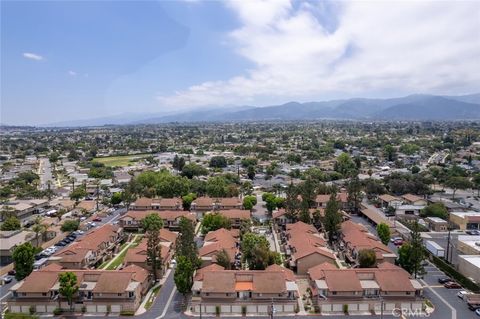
[390,237,402,243]
[457,290,473,300]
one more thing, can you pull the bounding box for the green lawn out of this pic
[92,154,150,167]
[145,286,161,310]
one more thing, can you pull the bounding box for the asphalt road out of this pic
[38,158,54,190]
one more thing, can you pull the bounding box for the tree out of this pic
[61,220,79,232]
[110,192,123,205]
[398,243,414,274]
[12,242,35,280]
[70,187,87,202]
[263,192,280,213]
[0,216,21,231]
[209,156,227,168]
[142,213,164,282]
[411,166,420,174]
[173,155,186,171]
[241,232,270,265]
[59,272,79,311]
[215,249,232,269]
[322,192,342,243]
[383,144,396,161]
[181,163,208,179]
[206,176,228,197]
[243,195,257,211]
[201,213,231,234]
[446,176,472,199]
[473,173,480,196]
[347,175,363,213]
[358,249,376,268]
[178,217,199,268]
[240,181,253,196]
[32,216,46,247]
[284,183,300,221]
[174,256,194,296]
[299,207,311,224]
[247,165,255,180]
[409,220,426,279]
[334,153,357,178]
[420,203,448,220]
[376,223,391,245]
[182,193,196,211]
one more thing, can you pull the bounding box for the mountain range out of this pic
[43,93,480,127]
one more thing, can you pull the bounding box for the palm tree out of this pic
[32,216,47,247]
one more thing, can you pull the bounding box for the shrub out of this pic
[119,310,135,316]
[29,306,35,315]
[53,308,62,316]
[106,305,111,314]
[215,305,220,316]
[343,304,348,314]
[81,306,86,313]
[4,313,39,319]
[241,306,247,316]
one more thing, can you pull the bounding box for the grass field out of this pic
[92,154,150,167]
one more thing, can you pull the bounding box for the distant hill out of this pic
[41,93,480,126]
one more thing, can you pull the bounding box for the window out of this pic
[332,291,337,295]
[128,292,134,298]
[42,293,47,296]
[406,292,411,295]
[118,293,123,297]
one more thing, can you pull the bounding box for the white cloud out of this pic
[157,0,480,108]
[68,70,77,76]
[22,52,44,61]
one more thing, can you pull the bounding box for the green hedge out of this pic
[4,313,39,319]
[429,253,480,293]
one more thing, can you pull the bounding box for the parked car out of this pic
[8,269,16,276]
[466,230,480,235]
[438,277,452,284]
[92,217,102,222]
[444,281,462,289]
[476,308,480,316]
[393,239,404,246]
[390,237,402,243]
[458,290,474,300]
[55,241,66,247]
[2,275,14,284]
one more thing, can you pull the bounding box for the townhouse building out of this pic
[308,262,424,315]
[339,220,396,266]
[282,222,337,274]
[119,210,196,231]
[190,264,298,316]
[8,263,150,314]
[123,228,178,278]
[49,224,125,269]
[199,228,239,267]
[129,197,183,211]
[215,209,251,228]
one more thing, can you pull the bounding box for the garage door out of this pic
[20,306,30,313]
[412,302,422,310]
[258,305,268,313]
[359,303,369,311]
[247,305,257,313]
[205,305,216,314]
[231,305,242,314]
[348,304,358,311]
[97,305,107,313]
[36,305,46,313]
[401,303,411,310]
[386,303,396,311]
[221,305,230,313]
[111,305,121,313]
[322,304,332,312]
[284,304,294,312]
[47,305,56,313]
[87,305,97,313]
[332,304,342,311]
[10,306,21,313]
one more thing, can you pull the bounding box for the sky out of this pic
[1,0,480,126]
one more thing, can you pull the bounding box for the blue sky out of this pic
[2,0,479,125]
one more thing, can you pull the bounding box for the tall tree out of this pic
[12,242,35,280]
[0,216,21,231]
[59,272,79,311]
[178,217,199,268]
[376,223,391,245]
[358,249,376,268]
[322,192,342,243]
[142,213,164,282]
[201,213,231,234]
[347,175,363,213]
[174,256,194,296]
[32,216,46,247]
[409,220,426,279]
[284,183,300,221]
[446,176,472,199]
[383,144,396,162]
[215,249,232,269]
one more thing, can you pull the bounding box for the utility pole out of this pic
[96,181,100,212]
[446,229,451,263]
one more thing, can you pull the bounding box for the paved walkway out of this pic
[100,234,140,270]
[135,268,172,315]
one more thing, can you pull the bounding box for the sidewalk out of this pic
[135,268,172,315]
